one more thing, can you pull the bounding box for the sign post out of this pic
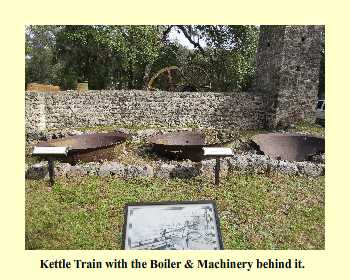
[32,146,69,187]
[203,147,234,186]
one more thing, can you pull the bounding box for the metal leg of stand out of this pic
[215,157,220,186]
[48,158,55,187]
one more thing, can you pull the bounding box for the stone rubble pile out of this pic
[25,152,324,181]
[26,127,325,181]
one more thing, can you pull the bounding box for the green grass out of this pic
[291,121,325,137]
[25,174,325,250]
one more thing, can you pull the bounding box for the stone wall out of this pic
[25,26,325,135]
[255,25,324,128]
[25,92,46,134]
[25,154,325,181]
[25,90,265,136]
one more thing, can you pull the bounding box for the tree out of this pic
[25,25,62,87]
[171,25,259,91]
[55,25,162,89]
[25,25,260,92]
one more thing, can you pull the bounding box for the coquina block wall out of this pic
[25,25,325,136]
[25,90,266,136]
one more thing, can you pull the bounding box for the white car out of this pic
[316,100,325,126]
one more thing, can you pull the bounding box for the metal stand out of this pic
[47,158,55,187]
[32,146,70,190]
[215,157,221,186]
[202,147,234,186]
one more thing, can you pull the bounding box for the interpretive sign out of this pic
[203,147,234,185]
[32,146,69,186]
[32,146,69,156]
[122,201,223,250]
[203,147,233,157]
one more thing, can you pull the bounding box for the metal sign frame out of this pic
[32,146,70,187]
[203,147,233,156]
[202,147,234,185]
[32,146,69,156]
[122,200,223,250]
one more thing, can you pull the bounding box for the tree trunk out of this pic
[143,64,152,89]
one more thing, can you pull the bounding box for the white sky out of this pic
[168,28,206,49]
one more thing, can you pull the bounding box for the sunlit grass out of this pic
[25,174,324,250]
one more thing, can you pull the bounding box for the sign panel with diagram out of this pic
[122,201,223,250]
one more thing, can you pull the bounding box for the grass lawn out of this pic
[25,173,325,250]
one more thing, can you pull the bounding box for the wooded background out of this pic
[25,25,260,92]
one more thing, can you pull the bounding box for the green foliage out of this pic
[184,25,259,91]
[54,25,162,89]
[25,25,62,86]
[25,25,259,92]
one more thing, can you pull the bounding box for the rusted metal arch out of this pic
[147,66,183,91]
[147,65,211,92]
